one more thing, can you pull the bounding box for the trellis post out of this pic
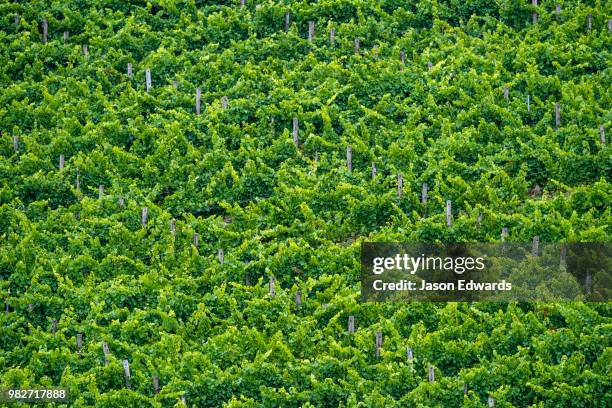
[123,360,131,389]
[195,88,201,115]
[292,117,299,147]
[42,19,48,44]
[446,200,452,227]
[141,207,148,226]
[145,69,151,93]
[532,236,540,257]
[348,316,355,333]
[346,146,352,171]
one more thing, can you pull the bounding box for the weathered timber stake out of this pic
[375,331,383,357]
[98,185,104,199]
[195,88,201,114]
[407,347,413,362]
[83,45,88,57]
[63,31,69,42]
[77,333,83,356]
[52,319,57,333]
[123,360,131,389]
[559,245,567,270]
[15,14,19,28]
[400,50,405,65]
[240,0,245,8]
[269,275,276,297]
[348,316,355,333]
[218,249,224,265]
[193,233,199,248]
[586,271,592,294]
[503,86,509,99]
[173,80,178,89]
[292,117,299,146]
[59,154,64,170]
[373,45,379,59]
[488,397,496,407]
[295,290,301,307]
[76,170,80,190]
[329,28,335,46]
[354,38,360,54]
[371,162,377,179]
[221,96,229,109]
[501,227,508,242]
[141,207,148,226]
[102,342,109,365]
[527,95,531,112]
[346,146,352,171]
[421,183,428,204]
[587,14,592,32]
[119,196,125,206]
[13,135,19,152]
[428,366,435,382]
[599,125,606,145]
[42,19,48,44]
[532,0,538,24]
[284,12,290,31]
[555,103,561,129]
[153,376,160,393]
[397,173,403,199]
[555,4,561,16]
[170,219,176,235]
[145,69,151,93]
[463,383,468,394]
[532,236,540,257]
[308,21,314,42]
[127,63,132,77]
[446,200,452,227]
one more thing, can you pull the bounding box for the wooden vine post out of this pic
[141,207,148,226]
[51,319,57,333]
[329,28,335,46]
[76,334,83,357]
[428,366,435,382]
[354,38,360,54]
[308,21,314,42]
[284,12,290,31]
[269,275,276,297]
[406,347,413,362]
[127,63,132,77]
[102,342,110,365]
[348,316,355,333]
[170,219,176,235]
[59,154,64,170]
[64,31,69,42]
[599,125,606,145]
[13,136,19,152]
[98,185,104,199]
[503,86,509,99]
[195,88,201,115]
[193,233,199,248]
[42,19,48,44]
[123,360,131,389]
[295,290,301,307]
[292,117,299,147]
[501,227,508,242]
[555,103,561,130]
[532,0,538,24]
[153,376,160,394]
[397,173,403,199]
[371,162,376,179]
[218,249,224,265]
[145,69,151,93]
[346,146,352,171]
[375,331,383,358]
[446,200,452,227]
[400,50,405,65]
[559,245,567,270]
[532,236,540,257]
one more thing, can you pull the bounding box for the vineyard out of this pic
[0,0,611,406]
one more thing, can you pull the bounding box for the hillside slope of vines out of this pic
[0,0,611,407]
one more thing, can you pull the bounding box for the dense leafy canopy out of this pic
[0,0,611,406]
